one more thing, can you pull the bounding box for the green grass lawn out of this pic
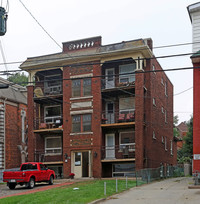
[0,179,137,204]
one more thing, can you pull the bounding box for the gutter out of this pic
[3,98,7,170]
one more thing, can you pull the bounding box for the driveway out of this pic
[99,177,200,204]
[0,179,74,199]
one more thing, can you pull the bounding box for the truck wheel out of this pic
[8,183,16,190]
[28,177,35,189]
[49,175,54,185]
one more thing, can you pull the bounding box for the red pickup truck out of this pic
[3,162,55,190]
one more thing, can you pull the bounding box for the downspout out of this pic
[3,98,7,170]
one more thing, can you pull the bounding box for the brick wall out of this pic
[62,61,102,178]
[5,102,27,169]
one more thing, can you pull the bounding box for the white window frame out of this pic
[165,82,168,96]
[162,136,164,144]
[153,131,156,139]
[44,105,61,123]
[161,77,164,85]
[119,131,135,151]
[165,137,167,151]
[170,140,173,155]
[152,65,156,74]
[153,98,156,106]
[161,107,164,114]
[45,136,62,155]
[165,110,167,123]
[119,63,136,83]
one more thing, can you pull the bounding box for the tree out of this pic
[177,116,193,163]
[173,115,180,138]
[7,72,28,87]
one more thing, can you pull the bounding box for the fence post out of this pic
[104,182,106,196]
[116,179,118,192]
[126,176,128,189]
[136,171,138,187]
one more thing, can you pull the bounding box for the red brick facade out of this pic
[21,36,176,178]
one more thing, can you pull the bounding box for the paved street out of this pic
[100,177,200,204]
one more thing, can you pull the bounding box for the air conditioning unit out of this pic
[50,86,61,94]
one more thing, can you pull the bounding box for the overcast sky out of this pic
[0,0,198,123]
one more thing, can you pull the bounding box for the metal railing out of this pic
[101,79,135,90]
[34,150,63,163]
[101,144,135,160]
[102,111,135,124]
[34,116,63,130]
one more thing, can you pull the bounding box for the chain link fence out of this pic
[135,165,184,186]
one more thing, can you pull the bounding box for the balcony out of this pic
[101,144,135,161]
[102,110,135,126]
[101,79,135,91]
[34,150,63,164]
[34,116,63,133]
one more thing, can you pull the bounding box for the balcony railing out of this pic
[34,150,63,163]
[101,144,135,160]
[34,85,62,98]
[102,110,135,124]
[34,116,63,130]
[101,79,135,90]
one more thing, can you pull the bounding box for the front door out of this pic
[106,134,115,159]
[106,102,115,124]
[73,151,90,178]
[105,68,115,89]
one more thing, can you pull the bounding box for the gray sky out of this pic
[0,0,197,123]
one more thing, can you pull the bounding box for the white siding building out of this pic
[188,2,200,53]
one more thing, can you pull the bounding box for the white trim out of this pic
[70,132,93,136]
[70,109,93,115]
[70,96,93,101]
[153,131,156,139]
[70,73,93,79]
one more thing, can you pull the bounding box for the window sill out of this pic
[70,132,93,136]
[70,96,93,100]
[45,153,62,156]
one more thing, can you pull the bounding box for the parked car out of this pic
[3,162,55,190]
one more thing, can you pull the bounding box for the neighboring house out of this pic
[176,122,188,150]
[0,77,27,170]
[188,1,200,173]
[20,36,176,178]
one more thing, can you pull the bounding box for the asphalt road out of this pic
[99,177,200,204]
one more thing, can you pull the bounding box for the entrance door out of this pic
[105,68,115,89]
[73,151,90,178]
[106,102,115,124]
[106,134,115,159]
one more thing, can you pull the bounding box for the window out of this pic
[153,131,156,139]
[161,107,164,113]
[72,115,81,132]
[40,164,47,170]
[83,114,92,131]
[45,137,62,154]
[165,137,167,151]
[153,98,156,106]
[83,78,91,96]
[119,97,135,114]
[21,163,38,170]
[119,63,136,83]
[72,114,92,133]
[120,131,135,145]
[113,163,135,177]
[165,110,167,123]
[170,140,173,155]
[72,78,91,97]
[44,74,62,95]
[75,152,81,166]
[152,65,156,74]
[162,136,164,143]
[44,105,61,123]
[161,77,164,85]
[165,82,167,95]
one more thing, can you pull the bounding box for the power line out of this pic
[18,0,62,50]
[174,87,193,96]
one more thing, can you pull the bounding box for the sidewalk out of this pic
[99,177,199,204]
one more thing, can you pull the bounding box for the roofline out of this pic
[187,2,200,23]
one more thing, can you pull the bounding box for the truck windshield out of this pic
[21,164,38,170]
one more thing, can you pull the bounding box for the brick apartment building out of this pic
[0,77,27,170]
[176,122,188,150]
[20,36,176,178]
